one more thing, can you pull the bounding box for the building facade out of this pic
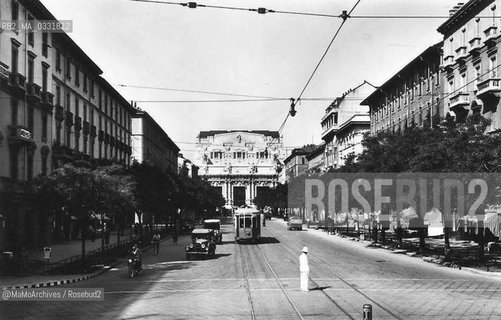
[438,0,501,129]
[0,0,137,253]
[283,145,318,181]
[132,108,179,173]
[195,130,284,207]
[0,0,60,253]
[361,43,444,135]
[321,81,375,170]
[305,144,326,174]
[178,153,199,179]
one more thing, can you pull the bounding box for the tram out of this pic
[234,207,261,243]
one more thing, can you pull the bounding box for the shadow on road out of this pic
[310,286,332,291]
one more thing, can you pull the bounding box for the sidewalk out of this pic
[25,230,133,263]
[0,231,170,290]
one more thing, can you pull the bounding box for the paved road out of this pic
[1,218,500,319]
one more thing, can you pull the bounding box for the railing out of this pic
[477,78,501,95]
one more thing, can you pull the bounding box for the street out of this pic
[2,218,501,320]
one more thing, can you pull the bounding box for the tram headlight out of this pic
[201,244,206,249]
[189,244,193,249]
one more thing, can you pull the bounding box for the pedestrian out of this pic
[299,246,309,292]
[152,233,160,255]
[104,226,110,245]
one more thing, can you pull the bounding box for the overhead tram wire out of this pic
[118,84,337,103]
[117,84,282,100]
[127,0,501,20]
[279,0,362,134]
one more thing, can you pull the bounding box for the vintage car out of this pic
[287,216,303,231]
[203,219,223,244]
[186,229,216,259]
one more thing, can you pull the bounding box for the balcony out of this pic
[442,54,454,71]
[0,64,9,82]
[484,25,498,45]
[83,121,90,135]
[74,116,82,131]
[65,111,74,127]
[98,130,104,141]
[104,133,110,144]
[55,105,64,122]
[455,46,468,63]
[110,136,115,147]
[41,91,54,113]
[26,82,41,103]
[449,92,470,111]
[9,72,26,96]
[469,37,482,54]
[90,125,97,137]
[7,125,33,147]
[477,78,501,97]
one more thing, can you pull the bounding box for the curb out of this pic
[1,260,122,291]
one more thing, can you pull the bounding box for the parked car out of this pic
[287,216,303,231]
[186,229,216,259]
[203,219,223,243]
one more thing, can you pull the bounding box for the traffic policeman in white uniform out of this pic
[299,246,309,292]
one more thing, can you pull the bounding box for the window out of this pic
[75,133,80,152]
[460,72,467,92]
[66,92,71,110]
[75,65,80,87]
[83,104,87,122]
[41,152,48,176]
[475,63,482,86]
[56,50,61,71]
[28,14,34,46]
[489,55,497,78]
[11,98,18,125]
[11,43,19,73]
[83,75,87,92]
[42,112,48,142]
[90,79,94,98]
[66,57,71,80]
[28,107,34,135]
[75,96,79,116]
[10,149,18,179]
[11,1,19,30]
[27,152,34,180]
[42,33,48,57]
[66,127,71,147]
[40,64,49,92]
[56,123,61,143]
[27,55,34,83]
[56,85,61,105]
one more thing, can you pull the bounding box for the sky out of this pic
[40,0,460,160]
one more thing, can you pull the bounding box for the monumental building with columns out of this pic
[195,130,285,207]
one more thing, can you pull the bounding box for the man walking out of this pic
[299,246,309,292]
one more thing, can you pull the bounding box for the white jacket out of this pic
[299,253,309,272]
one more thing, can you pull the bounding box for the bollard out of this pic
[363,304,372,320]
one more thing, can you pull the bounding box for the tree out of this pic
[337,114,501,257]
[34,164,135,259]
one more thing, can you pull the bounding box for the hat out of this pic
[302,246,308,253]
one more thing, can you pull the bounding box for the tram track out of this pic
[262,225,403,320]
[238,244,257,320]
